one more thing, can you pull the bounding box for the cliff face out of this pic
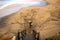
[0,0,60,40]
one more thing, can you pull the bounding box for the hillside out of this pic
[0,0,60,40]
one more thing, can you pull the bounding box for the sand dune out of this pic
[0,0,60,40]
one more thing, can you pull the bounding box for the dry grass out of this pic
[0,1,60,40]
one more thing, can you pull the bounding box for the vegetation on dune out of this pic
[45,33,60,40]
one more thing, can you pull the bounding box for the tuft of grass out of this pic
[45,36,60,40]
[47,36,60,40]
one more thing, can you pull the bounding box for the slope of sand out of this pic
[0,2,60,40]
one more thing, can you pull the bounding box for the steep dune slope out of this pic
[0,1,60,40]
